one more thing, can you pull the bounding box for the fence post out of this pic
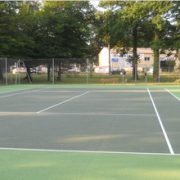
[52,58,55,84]
[86,58,89,84]
[5,58,8,85]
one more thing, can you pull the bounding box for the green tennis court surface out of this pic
[0,84,180,179]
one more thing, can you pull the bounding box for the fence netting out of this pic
[0,57,180,85]
[0,57,92,85]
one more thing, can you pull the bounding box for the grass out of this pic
[2,71,180,84]
[1,150,180,180]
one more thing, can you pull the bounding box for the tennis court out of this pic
[0,84,180,179]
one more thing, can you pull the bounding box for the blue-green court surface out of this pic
[0,84,179,179]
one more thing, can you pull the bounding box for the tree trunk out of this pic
[0,68,4,81]
[47,63,51,81]
[57,61,62,81]
[108,44,111,74]
[153,32,160,82]
[132,26,138,81]
[175,49,180,71]
[26,66,32,83]
[0,60,4,81]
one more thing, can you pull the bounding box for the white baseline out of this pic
[0,147,179,156]
[164,88,180,102]
[0,89,40,98]
[147,88,174,155]
[36,91,90,114]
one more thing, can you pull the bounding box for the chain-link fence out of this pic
[0,57,180,85]
[0,57,92,85]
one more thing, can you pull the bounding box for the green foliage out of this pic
[35,1,95,59]
[0,2,18,56]
[0,1,96,60]
[0,0,178,70]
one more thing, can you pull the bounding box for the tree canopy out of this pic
[0,1,95,59]
[0,0,179,81]
[98,0,178,81]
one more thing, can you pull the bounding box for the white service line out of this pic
[0,88,27,95]
[36,91,90,114]
[38,90,84,93]
[0,89,41,98]
[164,88,180,101]
[0,147,178,156]
[42,112,155,117]
[147,88,174,155]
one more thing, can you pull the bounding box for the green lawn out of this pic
[3,71,180,84]
[0,150,180,180]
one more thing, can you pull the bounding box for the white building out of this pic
[95,47,178,73]
[95,47,110,73]
[95,47,133,73]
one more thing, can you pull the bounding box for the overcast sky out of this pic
[90,0,100,8]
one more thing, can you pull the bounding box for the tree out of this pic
[168,1,180,70]
[14,1,40,58]
[99,1,150,80]
[0,1,20,81]
[37,1,95,59]
[98,1,177,82]
[143,1,173,81]
[0,1,96,82]
[37,1,95,80]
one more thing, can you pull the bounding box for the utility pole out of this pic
[108,44,111,74]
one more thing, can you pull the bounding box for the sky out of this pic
[90,0,100,8]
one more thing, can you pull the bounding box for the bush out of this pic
[174,79,180,83]
[100,78,120,84]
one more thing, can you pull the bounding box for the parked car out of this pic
[147,67,153,75]
[67,67,81,73]
[111,69,126,75]
[11,67,26,74]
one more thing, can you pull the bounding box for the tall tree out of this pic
[169,1,180,68]
[0,1,19,57]
[99,1,149,80]
[0,1,20,80]
[145,1,173,81]
[38,1,95,59]
[14,1,40,58]
[38,1,95,80]
[99,1,176,81]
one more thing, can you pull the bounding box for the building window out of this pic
[144,57,150,61]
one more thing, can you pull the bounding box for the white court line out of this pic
[147,88,174,155]
[39,90,84,93]
[0,147,179,156]
[36,91,90,114]
[0,111,155,117]
[0,112,39,116]
[0,89,41,98]
[43,112,155,117]
[164,88,180,102]
[0,88,27,95]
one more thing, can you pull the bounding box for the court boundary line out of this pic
[41,112,155,117]
[147,88,174,155]
[0,111,155,117]
[0,147,179,156]
[164,88,180,102]
[0,89,41,98]
[0,88,27,95]
[38,90,85,93]
[36,91,90,114]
